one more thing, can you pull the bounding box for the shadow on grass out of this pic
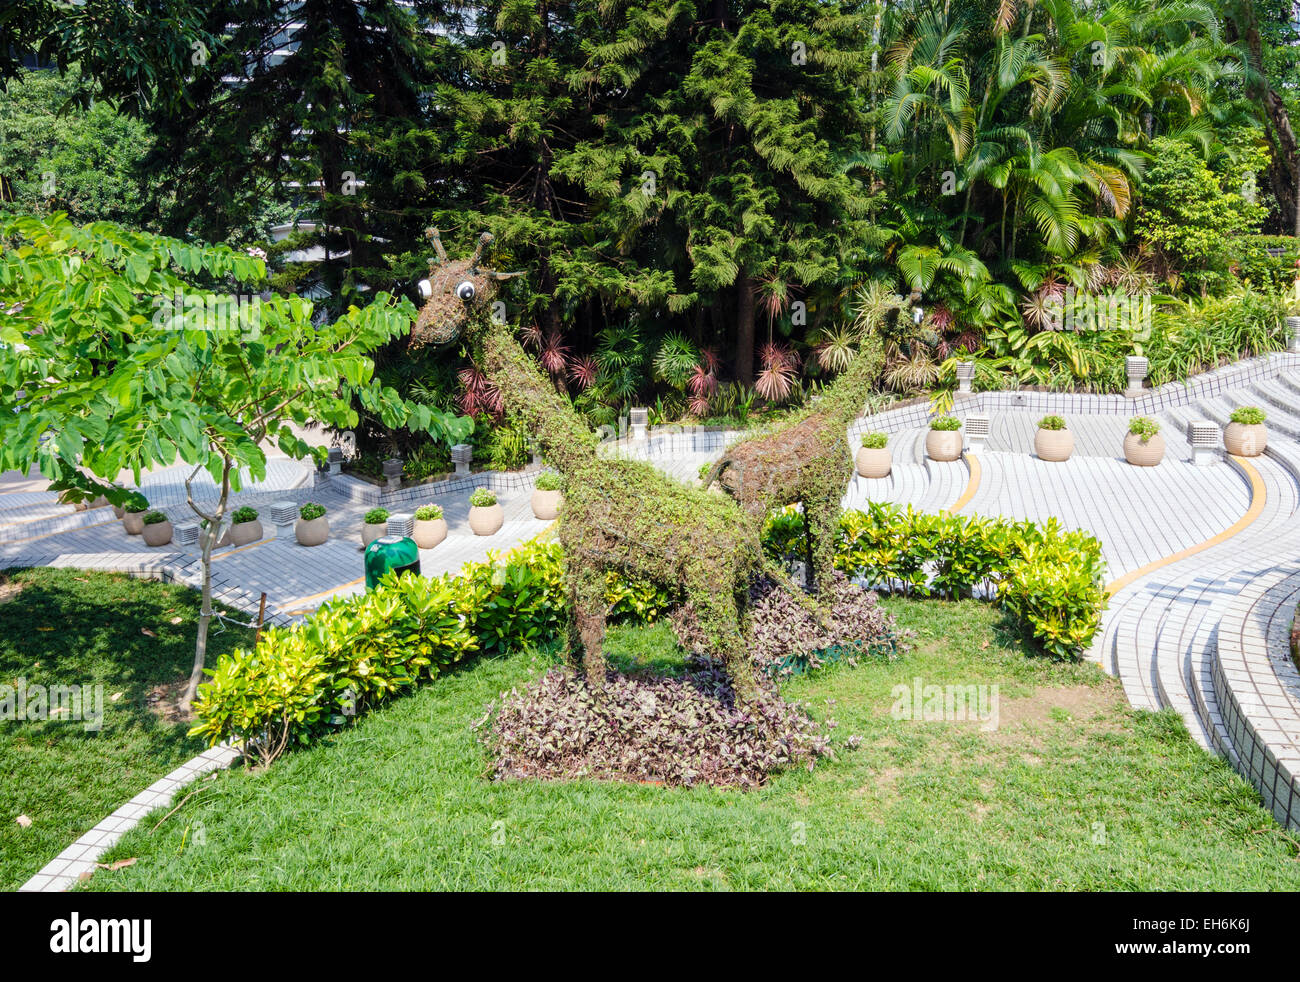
[0,566,256,747]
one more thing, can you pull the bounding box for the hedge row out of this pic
[191,505,1108,761]
[189,540,678,763]
[765,502,1108,658]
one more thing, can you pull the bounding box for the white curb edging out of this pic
[18,743,239,892]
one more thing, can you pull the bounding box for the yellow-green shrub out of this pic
[191,537,675,762]
[763,503,1107,659]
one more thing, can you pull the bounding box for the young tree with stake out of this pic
[0,213,470,708]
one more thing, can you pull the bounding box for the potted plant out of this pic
[1225,406,1267,457]
[140,510,173,547]
[1034,415,1073,462]
[229,505,263,546]
[1124,416,1165,466]
[531,471,564,520]
[925,415,963,462]
[413,503,447,549]
[857,431,891,478]
[468,487,504,536]
[296,502,330,546]
[122,499,149,535]
[362,507,390,547]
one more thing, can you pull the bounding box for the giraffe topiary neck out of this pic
[815,337,886,431]
[475,319,597,477]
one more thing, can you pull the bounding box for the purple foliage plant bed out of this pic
[675,571,906,679]
[478,574,905,790]
[479,667,837,789]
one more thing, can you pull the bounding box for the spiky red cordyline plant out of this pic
[539,329,570,377]
[567,355,598,391]
[756,267,801,330]
[953,330,982,355]
[754,341,800,403]
[684,347,720,417]
[699,346,720,376]
[519,321,543,351]
[688,347,720,397]
[457,365,504,420]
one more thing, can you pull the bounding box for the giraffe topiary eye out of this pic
[456,280,476,302]
[417,279,433,299]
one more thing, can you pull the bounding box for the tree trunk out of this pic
[181,457,233,712]
[735,272,756,385]
[1230,0,1300,235]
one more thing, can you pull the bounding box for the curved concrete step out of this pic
[1099,452,1300,753]
[1213,563,1300,829]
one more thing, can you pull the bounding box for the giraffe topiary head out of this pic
[410,228,521,349]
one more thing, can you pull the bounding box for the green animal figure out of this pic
[704,338,885,593]
[410,229,768,703]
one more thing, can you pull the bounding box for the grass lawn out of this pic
[75,595,1300,891]
[0,567,255,891]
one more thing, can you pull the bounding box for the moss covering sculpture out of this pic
[411,230,768,702]
[703,338,886,594]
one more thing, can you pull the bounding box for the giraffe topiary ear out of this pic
[426,227,448,264]
[468,232,494,272]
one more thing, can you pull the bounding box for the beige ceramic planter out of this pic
[531,489,563,520]
[413,517,447,549]
[1123,432,1165,467]
[361,522,387,547]
[926,430,963,462]
[230,519,263,546]
[1034,428,1074,462]
[469,503,504,536]
[122,511,146,535]
[112,505,125,519]
[295,515,330,546]
[141,520,173,547]
[200,524,232,552]
[1224,422,1266,457]
[856,447,892,478]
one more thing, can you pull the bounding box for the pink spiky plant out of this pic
[457,366,504,419]
[754,341,800,403]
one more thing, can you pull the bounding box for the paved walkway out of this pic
[0,463,551,626]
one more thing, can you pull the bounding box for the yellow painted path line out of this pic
[279,577,365,616]
[210,537,272,561]
[1105,455,1267,597]
[947,453,981,514]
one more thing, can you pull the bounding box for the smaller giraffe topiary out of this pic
[704,336,886,594]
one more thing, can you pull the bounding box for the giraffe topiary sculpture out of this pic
[703,337,886,594]
[410,229,769,702]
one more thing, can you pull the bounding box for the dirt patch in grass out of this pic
[953,682,1125,753]
[0,576,22,605]
[147,677,197,725]
[995,683,1118,731]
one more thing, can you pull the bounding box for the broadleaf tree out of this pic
[0,212,471,707]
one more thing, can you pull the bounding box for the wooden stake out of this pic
[253,592,267,647]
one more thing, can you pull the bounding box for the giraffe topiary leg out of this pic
[569,562,609,692]
[804,491,841,596]
[687,563,759,705]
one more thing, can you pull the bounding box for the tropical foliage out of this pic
[3,0,1295,452]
